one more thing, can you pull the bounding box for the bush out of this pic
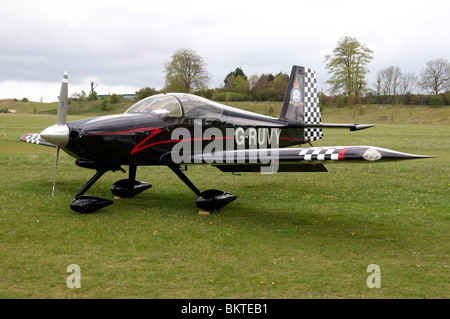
[347,93,356,106]
[110,94,121,104]
[334,95,346,106]
[318,92,330,108]
[135,87,157,101]
[429,95,443,107]
[213,91,251,102]
[101,98,110,111]
[442,92,450,105]
[87,91,98,101]
[195,88,215,100]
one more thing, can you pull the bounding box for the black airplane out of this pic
[21,66,433,213]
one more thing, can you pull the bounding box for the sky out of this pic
[0,0,449,102]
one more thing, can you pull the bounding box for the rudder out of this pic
[279,65,324,142]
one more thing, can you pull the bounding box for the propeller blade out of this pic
[52,146,60,196]
[49,71,68,196]
[57,71,69,126]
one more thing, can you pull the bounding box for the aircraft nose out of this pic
[40,124,70,146]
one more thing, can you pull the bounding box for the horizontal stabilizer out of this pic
[20,133,56,148]
[301,123,376,131]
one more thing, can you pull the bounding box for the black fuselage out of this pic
[63,107,305,167]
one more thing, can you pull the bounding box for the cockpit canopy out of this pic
[125,93,224,120]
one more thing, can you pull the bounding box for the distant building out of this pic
[98,94,136,100]
[121,94,136,100]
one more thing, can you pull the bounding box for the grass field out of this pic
[0,103,449,299]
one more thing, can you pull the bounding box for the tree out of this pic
[419,58,450,95]
[223,74,250,94]
[233,75,250,95]
[71,91,86,102]
[271,72,289,100]
[248,74,259,91]
[375,66,402,96]
[391,66,402,97]
[324,36,374,98]
[253,74,271,92]
[224,67,247,86]
[164,48,211,93]
[373,72,382,96]
[90,81,98,95]
[135,87,157,101]
[399,72,418,95]
[252,74,272,100]
[86,81,98,101]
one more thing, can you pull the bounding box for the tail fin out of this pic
[279,65,324,142]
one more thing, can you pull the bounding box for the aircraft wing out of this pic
[20,133,56,148]
[187,146,433,173]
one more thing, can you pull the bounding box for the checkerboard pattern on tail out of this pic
[303,68,324,142]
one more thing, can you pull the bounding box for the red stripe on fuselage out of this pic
[88,127,235,155]
[280,137,305,142]
[88,127,305,155]
[88,127,158,136]
[338,147,350,160]
[130,128,162,154]
[131,134,234,155]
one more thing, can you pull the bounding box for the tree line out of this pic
[75,40,450,107]
[369,58,450,106]
[161,48,290,102]
[160,44,450,106]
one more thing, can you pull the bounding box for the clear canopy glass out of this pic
[125,94,182,117]
[125,93,224,119]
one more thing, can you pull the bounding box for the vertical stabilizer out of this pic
[279,65,324,142]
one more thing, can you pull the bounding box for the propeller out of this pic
[57,71,69,126]
[40,71,69,196]
[52,146,60,196]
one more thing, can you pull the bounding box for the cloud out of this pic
[0,0,449,101]
[0,78,140,103]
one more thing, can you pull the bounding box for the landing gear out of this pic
[69,160,236,214]
[111,165,152,198]
[70,160,151,214]
[70,169,113,213]
[168,165,237,212]
[196,189,237,211]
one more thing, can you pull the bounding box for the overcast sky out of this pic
[0,0,449,102]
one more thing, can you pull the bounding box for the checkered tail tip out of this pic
[303,68,324,142]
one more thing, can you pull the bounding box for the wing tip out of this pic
[20,133,56,147]
[351,124,376,131]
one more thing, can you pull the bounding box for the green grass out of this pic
[0,108,449,299]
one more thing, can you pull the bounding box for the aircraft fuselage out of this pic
[63,107,305,167]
